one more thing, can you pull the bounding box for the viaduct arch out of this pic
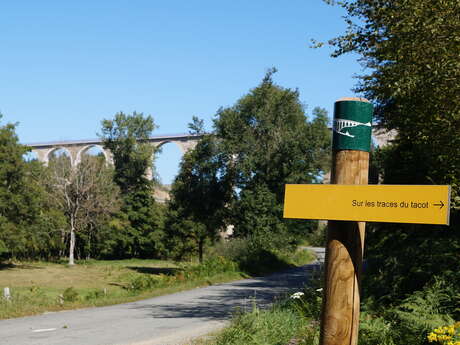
[26,129,393,179]
[27,128,393,164]
[26,133,203,177]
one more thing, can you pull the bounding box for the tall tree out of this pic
[0,115,66,260]
[322,0,460,306]
[321,0,460,202]
[214,69,331,247]
[46,155,120,265]
[100,112,157,193]
[100,112,163,258]
[188,116,206,135]
[0,116,45,259]
[166,134,233,262]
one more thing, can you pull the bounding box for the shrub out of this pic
[304,225,326,247]
[127,275,158,292]
[183,256,238,280]
[359,313,396,345]
[359,278,456,345]
[85,289,106,301]
[62,287,79,302]
[211,238,295,276]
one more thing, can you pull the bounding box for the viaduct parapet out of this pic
[26,133,203,180]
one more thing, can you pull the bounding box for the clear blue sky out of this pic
[1,1,362,184]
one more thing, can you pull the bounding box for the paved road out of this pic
[0,249,324,345]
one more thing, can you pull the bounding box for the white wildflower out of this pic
[290,292,304,299]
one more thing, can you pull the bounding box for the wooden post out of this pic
[319,98,373,345]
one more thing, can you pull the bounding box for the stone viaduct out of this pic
[26,133,203,180]
[26,129,394,170]
[25,130,393,204]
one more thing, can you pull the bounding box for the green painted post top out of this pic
[332,97,373,152]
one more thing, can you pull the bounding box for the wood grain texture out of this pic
[319,150,369,345]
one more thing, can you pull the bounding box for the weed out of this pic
[127,275,158,292]
[62,287,79,302]
[85,289,106,301]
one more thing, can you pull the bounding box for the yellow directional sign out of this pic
[284,184,451,225]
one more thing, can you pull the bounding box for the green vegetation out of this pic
[0,244,313,319]
[319,0,460,339]
[196,0,460,343]
[213,69,330,246]
[0,71,329,265]
[2,1,458,341]
[0,257,246,319]
[0,116,55,259]
[165,133,233,262]
[45,155,120,265]
[196,269,458,345]
[100,111,165,259]
[194,271,323,345]
[165,69,331,262]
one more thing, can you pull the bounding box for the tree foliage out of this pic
[100,112,163,258]
[45,155,120,264]
[0,116,66,260]
[166,134,233,262]
[214,69,331,247]
[100,112,157,193]
[324,0,460,200]
[188,116,206,135]
[166,70,331,259]
[323,0,460,317]
[0,117,51,259]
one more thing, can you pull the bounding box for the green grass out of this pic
[0,257,246,319]
[193,259,458,345]
[193,302,320,345]
[0,247,315,320]
[193,257,323,345]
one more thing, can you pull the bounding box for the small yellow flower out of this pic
[441,335,452,341]
[428,322,460,344]
[428,332,438,342]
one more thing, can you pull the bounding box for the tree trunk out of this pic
[198,239,204,263]
[59,229,66,258]
[69,221,76,265]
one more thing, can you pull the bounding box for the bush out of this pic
[183,256,238,280]
[358,278,457,345]
[359,313,396,345]
[62,287,79,302]
[85,289,106,301]
[304,225,326,247]
[211,238,298,276]
[127,275,158,292]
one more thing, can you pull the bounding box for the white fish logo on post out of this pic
[333,118,372,138]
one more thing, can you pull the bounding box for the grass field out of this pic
[0,258,177,290]
[0,248,315,320]
[0,258,246,319]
